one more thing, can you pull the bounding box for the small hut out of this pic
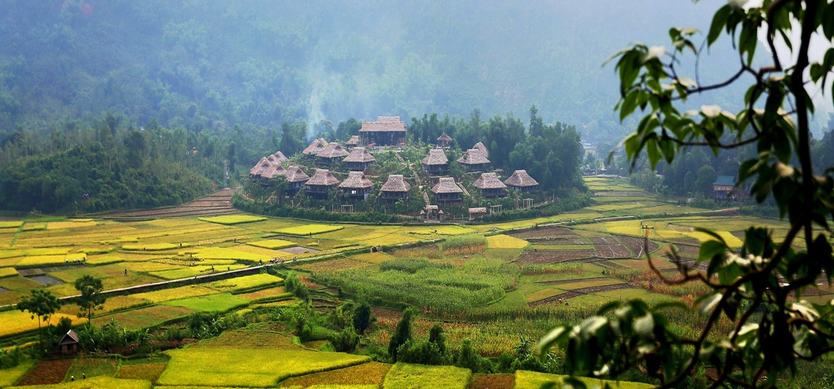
[504,170,540,191]
[380,174,411,201]
[468,207,488,221]
[431,177,464,203]
[284,165,310,193]
[339,171,374,200]
[305,169,340,199]
[316,143,350,166]
[472,141,489,158]
[342,147,376,171]
[421,204,442,221]
[422,148,449,175]
[302,138,329,156]
[473,172,507,198]
[59,329,80,355]
[359,116,407,146]
[436,133,453,148]
[346,135,361,149]
[457,149,491,172]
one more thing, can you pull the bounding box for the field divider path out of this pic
[529,283,632,306]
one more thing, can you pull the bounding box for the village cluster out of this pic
[248,116,540,218]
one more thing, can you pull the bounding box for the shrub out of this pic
[396,339,446,365]
[455,339,493,373]
[388,308,415,361]
[330,327,359,352]
[353,302,372,334]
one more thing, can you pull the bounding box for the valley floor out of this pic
[0,176,822,388]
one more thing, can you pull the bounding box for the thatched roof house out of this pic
[436,133,453,147]
[431,177,464,203]
[59,329,80,355]
[504,170,539,190]
[422,148,449,175]
[457,148,491,171]
[305,169,340,198]
[303,138,329,155]
[343,147,376,171]
[359,116,407,146]
[346,135,360,147]
[316,143,349,165]
[339,171,374,199]
[473,172,507,198]
[284,166,310,191]
[380,174,411,200]
[267,151,288,164]
[473,141,489,157]
[249,157,286,180]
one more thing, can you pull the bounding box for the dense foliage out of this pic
[540,1,834,387]
[0,119,215,212]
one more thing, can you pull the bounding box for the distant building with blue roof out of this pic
[713,175,742,200]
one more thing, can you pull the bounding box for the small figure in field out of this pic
[70,376,75,382]
[211,266,215,273]
[227,266,230,272]
[82,373,86,379]
[124,268,128,276]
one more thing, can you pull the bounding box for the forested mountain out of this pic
[0,0,738,143]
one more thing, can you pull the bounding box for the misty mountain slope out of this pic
[0,0,737,142]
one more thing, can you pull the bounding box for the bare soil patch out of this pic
[17,359,72,385]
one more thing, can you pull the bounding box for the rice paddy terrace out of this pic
[0,176,807,388]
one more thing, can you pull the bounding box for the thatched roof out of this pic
[284,165,310,183]
[457,148,490,165]
[381,175,411,193]
[249,158,286,179]
[316,143,349,159]
[468,207,487,215]
[431,177,464,194]
[504,170,539,188]
[343,147,376,163]
[339,171,373,189]
[302,138,329,155]
[346,135,360,145]
[437,133,453,142]
[305,169,340,186]
[422,148,448,166]
[268,151,288,163]
[473,172,507,190]
[359,116,407,132]
[473,142,489,157]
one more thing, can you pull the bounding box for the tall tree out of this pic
[540,1,834,387]
[74,275,106,327]
[17,289,61,341]
[388,308,415,362]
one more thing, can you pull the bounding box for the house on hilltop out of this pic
[473,172,507,198]
[342,147,376,171]
[472,141,489,158]
[359,116,407,146]
[284,165,310,194]
[504,170,539,191]
[431,177,464,203]
[316,143,349,166]
[305,169,340,199]
[303,138,329,156]
[339,171,374,200]
[422,148,449,175]
[381,174,411,201]
[713,175,746,200]
[436,133,453,148]
[457,148,490,172]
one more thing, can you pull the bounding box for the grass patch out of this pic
[149,265,247,280]
[0,221,23,229]
[409,226,476,236]
[0,267,18,278]
[514,370,652,389]
[274,224,345,236]
[279,361,391,387]
[132,285,217,303]
[121,243,178,251]
[486,234,529,249]
[45,220,97,230]
[116,362,167,382]
[163,293,249,312]
[8,376,151,389]
[247,239,296,249]
[65,357,119,380]
[157,347,369,387]
[209,273,283,292]
[93,305,193,330]
[0,310,85,337]
[199,214,267,225]
[382,363,472,389]
[0,359,34,387]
